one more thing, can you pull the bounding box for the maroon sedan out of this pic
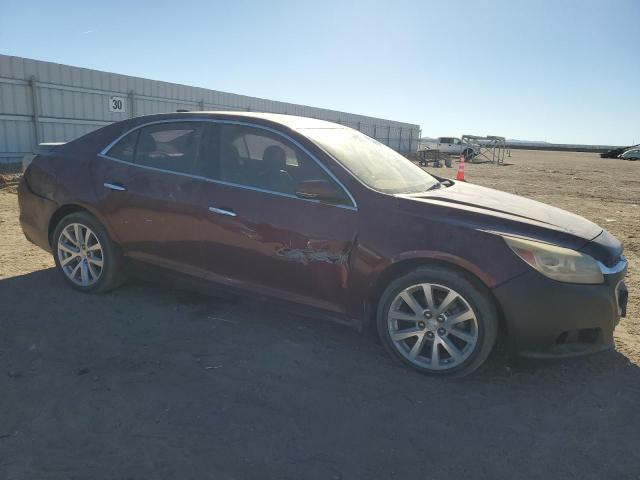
[18,112,628,376]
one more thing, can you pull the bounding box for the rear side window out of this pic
[106,122,205,175]
[135,123,204,174]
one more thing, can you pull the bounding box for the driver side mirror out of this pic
[295,179,347,205]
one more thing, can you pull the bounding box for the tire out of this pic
[52,211,125,293]
[376,265,498,377]
[463,149,474,162]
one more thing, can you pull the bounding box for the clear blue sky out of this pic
[1,0,638,145]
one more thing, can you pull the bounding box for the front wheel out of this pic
[52,211,124,293]
[377,266,498,377]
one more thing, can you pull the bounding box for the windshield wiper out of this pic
[425,182,442,192]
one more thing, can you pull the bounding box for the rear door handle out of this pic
[208,206,237,217]
[104,182,126,191]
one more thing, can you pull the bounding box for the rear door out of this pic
[91,121,213,276]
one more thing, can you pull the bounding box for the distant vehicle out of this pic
[18,112,628,377]
[620,148,640,160]
[600,144,640,159]
[418,137,479,161]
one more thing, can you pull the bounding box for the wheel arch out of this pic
[48,203,116,248]
[366,257,508,338]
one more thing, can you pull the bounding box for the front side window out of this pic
[202,124,350,205]
[232,133,299,166]
[302,128,439,194]
[106,122,205,175]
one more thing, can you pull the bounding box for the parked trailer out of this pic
[417,137,480,165]
[417,135,505,167]
[461,135,506,165]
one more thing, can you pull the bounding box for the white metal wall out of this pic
[0,55,420,164]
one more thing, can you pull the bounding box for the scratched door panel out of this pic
[197,181,357,314]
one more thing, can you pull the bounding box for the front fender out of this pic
[389,250,494,288]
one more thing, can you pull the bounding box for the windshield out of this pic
[302,128,439,194]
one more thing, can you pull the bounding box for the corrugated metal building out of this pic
[0,55,420,164]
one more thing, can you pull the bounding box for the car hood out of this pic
[398,181,603,241]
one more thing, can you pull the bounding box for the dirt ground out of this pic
[1,150,639,479]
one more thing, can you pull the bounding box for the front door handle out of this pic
[104,182,126,191]
[208,206,237,217]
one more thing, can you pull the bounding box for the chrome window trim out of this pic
[98,118,358,210]
[598,255,627,275]
[97,153,357,211]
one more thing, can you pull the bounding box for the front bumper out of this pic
[493,264,628,359]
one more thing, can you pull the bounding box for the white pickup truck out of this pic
[418,137,479,161]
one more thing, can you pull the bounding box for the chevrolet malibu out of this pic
[18,112,628,376]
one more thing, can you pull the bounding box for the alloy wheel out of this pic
[387,283,479,371]
[57,223,104,287]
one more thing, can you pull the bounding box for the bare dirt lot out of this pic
[1,150,639,479]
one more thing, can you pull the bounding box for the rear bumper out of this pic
[493,266,627,359]
[17,176,57,253]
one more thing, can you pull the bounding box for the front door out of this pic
[192,122,358,314]
[197,182,357,314]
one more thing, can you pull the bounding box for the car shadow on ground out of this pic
[2,268,639,479]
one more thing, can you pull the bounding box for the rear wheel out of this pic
[52,212,124,293]
[377,265,498,377]
[463,148,474,162]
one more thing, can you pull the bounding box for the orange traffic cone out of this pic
[456,153,466,181]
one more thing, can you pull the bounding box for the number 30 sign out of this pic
[109,96,126,113]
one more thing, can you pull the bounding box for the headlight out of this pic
[503,236,603,284]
